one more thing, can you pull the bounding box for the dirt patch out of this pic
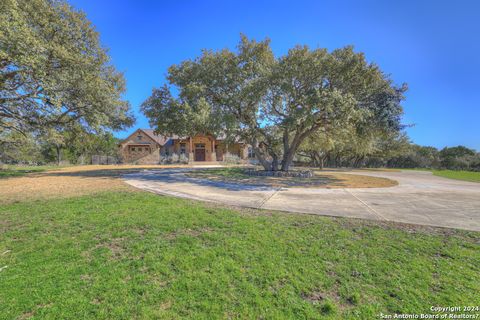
[0,164,187,204]
[17,303,53,320]
[301,287,347,308]
[302,291,330,303]
[96,237,127,260]
[159,300,172,310]
[18,311,34,320]
[82,237,128,261]
[162,227,213,240]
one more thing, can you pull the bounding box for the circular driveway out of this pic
[123,168,480,231]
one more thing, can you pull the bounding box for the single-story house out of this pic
[118,128,254,164]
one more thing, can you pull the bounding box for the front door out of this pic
[194,144,205,161]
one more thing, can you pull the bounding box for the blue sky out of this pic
[70,0,480,150]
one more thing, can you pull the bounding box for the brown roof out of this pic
[121,129,243,146]
[140,129,178,146]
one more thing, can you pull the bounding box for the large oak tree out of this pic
[142,35,406,171]
[0,0,134,137]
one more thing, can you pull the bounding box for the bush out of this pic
[167,153,179,164]
[160,153,189,164]
[179,153,189,164]
[224,153,241,164]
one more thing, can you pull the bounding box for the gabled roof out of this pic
[120,128,244,146]
[140,129,177,146]
[120,128,173,147]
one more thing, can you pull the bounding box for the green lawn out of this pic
[431,170,480,183]
[1,191,478,319]
[0,165,61,178]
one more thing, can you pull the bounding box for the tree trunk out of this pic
[279,125,320,171]
[280,139,301,171]
[356,155,365,168]
[56,145,61,166]
[251,144,272,171]
[309,152,318,167]
[271,155,279,171]
[312,151,325,170]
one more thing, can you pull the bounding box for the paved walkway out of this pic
[123,168,480,231]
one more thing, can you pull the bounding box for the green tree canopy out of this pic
[0,0,134,137]
[142,35,406,171]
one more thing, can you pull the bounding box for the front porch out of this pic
[172,135,247,162]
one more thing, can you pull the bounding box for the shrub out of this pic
[224,153,241,164]
[179,153,189,164]
[160,153,189,164]
[167,153,179,164]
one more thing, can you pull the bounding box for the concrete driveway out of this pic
[123,168,480,231]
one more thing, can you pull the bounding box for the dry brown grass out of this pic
[186,168,398,188]
[0,164,189,204]
[354,168,402,172]
[317,172,398,188]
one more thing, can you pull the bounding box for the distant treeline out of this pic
[2,129,478,172]
[0,129,120,166]
[298,144,480,171]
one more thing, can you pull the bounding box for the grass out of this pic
[431,170,480,183]
[0,191,479,319]
[187,167,398,188]
[0,165,478,318]
[401,168,480,183]
[0,165,61,178]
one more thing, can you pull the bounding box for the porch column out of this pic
[211,138,216,161]
[188,137,194,162]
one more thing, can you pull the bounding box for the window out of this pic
[131,147,136,151]
[138,147,142,152]
[137,135,142,141]
[180,143,186,154]
[248,147,255,159]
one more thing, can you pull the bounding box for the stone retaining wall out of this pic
[245,169,313,178]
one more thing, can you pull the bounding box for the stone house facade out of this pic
[118,128,253,164]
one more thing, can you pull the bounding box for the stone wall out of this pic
[119,129,160,164]
[120,146,161,164]
[245,169,313,178]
